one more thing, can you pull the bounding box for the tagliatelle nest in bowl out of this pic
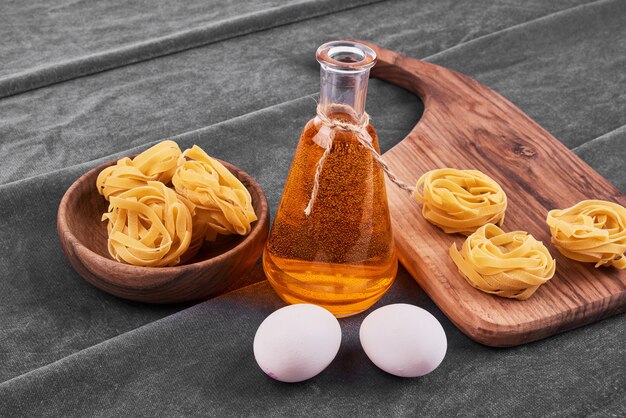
[131,140,182,183]
[415,168,507,235]
[173,145,258,239]
[449,223,556,300]
[546,200,626,269]
[96,140,182,200]
[103,181,193,267]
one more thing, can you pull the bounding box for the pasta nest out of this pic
[102,181,193,267]
[97,140,181,200]
[173,145,257,238]
[449,223,556,300]
[546,200,626,269]
[415,168,507,235]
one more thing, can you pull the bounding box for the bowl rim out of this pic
[57,156,269,283]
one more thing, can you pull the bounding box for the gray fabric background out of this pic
[0,0,624,416]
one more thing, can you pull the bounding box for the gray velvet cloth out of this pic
[0,0,624,416]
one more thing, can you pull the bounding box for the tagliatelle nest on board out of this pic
[414,168,507,235]
[173,145,257,239]
[546,200,626,269]
[102,181,193,267]
[449,223,556,300]
[96,140,182,200]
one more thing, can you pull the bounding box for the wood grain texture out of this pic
[359,41,626,347]
[57,158,269,304]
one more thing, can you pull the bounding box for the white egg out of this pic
[360,304,447,378]
[253,304,342,383]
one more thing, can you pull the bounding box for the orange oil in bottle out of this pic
[263,114,397,317]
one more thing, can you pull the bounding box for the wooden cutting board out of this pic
[360,41,626,347]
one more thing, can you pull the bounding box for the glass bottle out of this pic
[263,41,397,317]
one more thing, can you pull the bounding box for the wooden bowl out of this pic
[57,158,270,304]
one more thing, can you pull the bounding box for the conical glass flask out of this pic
[263,41,397,317]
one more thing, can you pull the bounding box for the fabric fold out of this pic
[1,272,623,417]
[0,0,594,184]
[424,0,626,151]
[573,125,626,192]
[0,0,382,98]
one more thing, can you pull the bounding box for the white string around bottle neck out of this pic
[304,106,416,216]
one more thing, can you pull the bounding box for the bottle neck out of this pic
[318,64,371,123]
